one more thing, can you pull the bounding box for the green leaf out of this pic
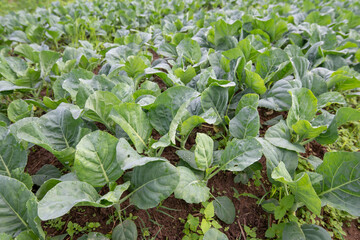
[316,107,360,144]
[116,138,164,171]
[14,44,40,63]
[235,94,259,114]
[220,138,262,171]
[286,88,318,129]
[174,166,210,203]
[292,120,327,142]
[282,222,305,240]
[149,86,199,135]
[38,181,105,220]
[39,51,61,78]
[257,138,298,183]
[305,11,331,26]
[301,224,331,240]
[130,161,179,209]
[168,98,193,144]
[0,175,36,236]
[174,66,196,84]
[229,106,259,139]
[272,162,321,215]
[123,56,147,78]
[256,49,289,80]
[112,220,137,240]
[258,79,293,111]
[110,103,152,153]
[244,70,266,94]
[317,92,346,108]
[0,131,27,177]
[265,120,305,153]
[203,228,228,240]
[176,39,202,64]
[32,165,62,186]
[74,131,122,187]
[14,104,88,166]
[213,196,235,224]
[84,91,121,128]
[315,152,360,216]
[201,86,228,124]
[195,133,213,171]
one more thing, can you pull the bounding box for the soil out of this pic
[26,146,63,175]
[301,140,328,159]
[258,107,288,137]
[343,219,360,240]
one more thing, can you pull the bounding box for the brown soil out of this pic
[26,146,63,175]
[258,107,287,137]
[152,75,167,91]
[343,219,360,240]
[93,65,102,75]
[301,140,328,159]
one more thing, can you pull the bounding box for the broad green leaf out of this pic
[123,56,147,78]
[203,228,228,240]
[256,49,289,80]
[0,131,27,177]
[235,94,259,114]
[7,99,33,122]
[265,120,305,153]
[174,66,196,84]
[74,131,122,187]
[305,11,331,26]
[38,181,123,220]
[316,107,360,144]
[176,39,201,64]
[0,175,36,236]
[282,222,305,240]
[32,165,62,186]
[174,166,210,203]
[84,91,121,128]
[168,98,193,144]
[194,133,213,170]
[258,79,293,111]
[14,44,39,63]
[213,196,235,224]
[112,220,137,240]
[110,103,152,153]
[257,138,298,183]
[316,152,360,216]
[272,162,321,215]
[229,106,259,139]
[130,161,179,209]
[0,81,32,94]
[116,138,164,170]
[26,198,45,240]
[286,88,318,128]
[317,92,346,108]
[292,120,327,142]
[14,104,89,166]
[301,224,331,240]
[291,57,309,84]
[180,115,205,136]
[39,51,61,78]
[244,70,266,94]
[201,86,228,124]
[220,138,262,171]
[149,86,199,135]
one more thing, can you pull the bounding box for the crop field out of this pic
[0,0,360,239]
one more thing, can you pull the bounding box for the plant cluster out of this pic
[0,0,359,239]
